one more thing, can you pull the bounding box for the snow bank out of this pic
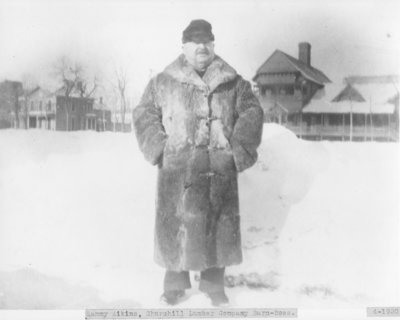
[229,123,329,289]
[0,126,398,309]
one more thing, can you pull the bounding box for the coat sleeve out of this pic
[230,78,264,172]
[132,78,167,165]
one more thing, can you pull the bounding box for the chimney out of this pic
[298,42,311,66]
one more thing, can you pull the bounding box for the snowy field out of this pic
[0,124,398,312]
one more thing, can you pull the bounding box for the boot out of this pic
[160,290,185,305]
[206,291,229,307]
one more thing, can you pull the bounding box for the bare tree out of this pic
[113,65,128,132]
[53,56,98,98]
[52,56,100,130]
[21,73,40,129]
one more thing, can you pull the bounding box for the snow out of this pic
[354,83,398,105]
[304,82,397,114]
[0,124,399,312]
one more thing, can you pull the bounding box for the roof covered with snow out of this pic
[303,82,397,114]
[27,87,54,99]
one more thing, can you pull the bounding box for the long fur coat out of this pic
[133,54,263,271]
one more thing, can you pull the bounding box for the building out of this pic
[54,95,95,131]
[298,76,399,141]
[253,42,331,123]
[20,85,112,131]
[22,87,56,130]
[0,80,24,128]
[253,43,399,141]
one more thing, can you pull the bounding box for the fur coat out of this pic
[133,54,263,271]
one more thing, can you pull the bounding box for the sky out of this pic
[0,0,399,103]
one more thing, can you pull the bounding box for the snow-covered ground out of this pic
[0,124,398,310]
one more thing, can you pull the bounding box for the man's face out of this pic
[183,41,215,71]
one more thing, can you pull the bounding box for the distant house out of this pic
[111,109,133,132]
[299,75,399,141]
[22,87,56,130]
[253,42,331,123]
[20,84,112,132]
[0,80,23,128]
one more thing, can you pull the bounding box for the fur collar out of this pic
[163,54,237,93]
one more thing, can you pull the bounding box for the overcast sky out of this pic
[0,0,399,102]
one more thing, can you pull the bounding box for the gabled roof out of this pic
[332,84,365,102]
[27,86,54,99]
[253,50,331,85]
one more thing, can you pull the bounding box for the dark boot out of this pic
[206,291,229,307]
[161,270,191,305]
[160,290,185,305]
[199,267,229,306]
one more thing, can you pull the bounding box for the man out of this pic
[133,19,263,306]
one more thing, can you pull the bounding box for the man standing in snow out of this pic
[133,19,263,306]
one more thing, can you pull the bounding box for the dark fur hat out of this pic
[182,19,215,44]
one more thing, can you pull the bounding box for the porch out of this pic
[286,123,398,141]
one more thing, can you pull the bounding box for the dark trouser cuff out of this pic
[164,270,192,292]
[199,267,225,293]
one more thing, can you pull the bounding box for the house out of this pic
[253,43,398,141]
[299,75,399,141]
[20,85,112,132]
[22,87,57,130]
[55,95,95,131]
[253,42,331,123]
[0,80,24,128]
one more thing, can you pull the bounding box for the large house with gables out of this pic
[253,43,399,141]
[253,42,331,124]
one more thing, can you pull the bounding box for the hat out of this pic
[182,19,215,44]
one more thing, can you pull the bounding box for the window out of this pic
[72,102,75,112]
[311,116,316,126]
[39,101,43,111]
[261,87,266,95]
[31,101,34,110]
[286,86,294,95]
[47,101,51,111]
